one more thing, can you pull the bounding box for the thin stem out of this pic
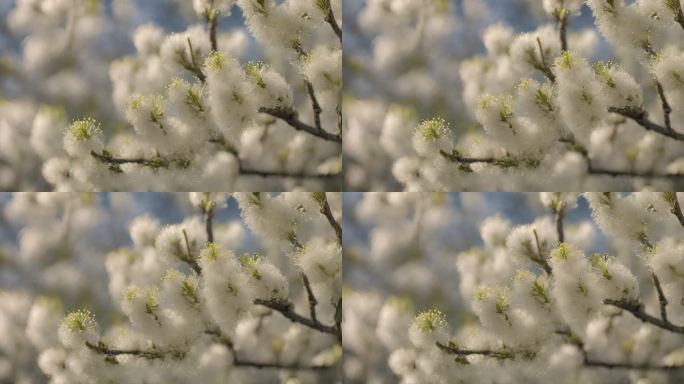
[239,166,339,180]
[319,193,342,244]
[258,107,342,143]
[85,342,168,360]
[667,193,684,229]
[91,151,171,169]
[206,329,333,370]
[641,41,676,134]
[182,229,202,275]
[587,163,684,179]
[535,37,556,83]
[435,342,518,360]
[532,229,553,275]
[603,298,684,334]
[651,272,669,324]
[202,202,215,244]
[439,150,537,169]
[557,8,569,52]
[676,3,684,31]
[305,80,323,132]
[438,338,684,371]
[655,79,673,132]
[207,12,218,52]
[253,298,341,342]
[336,102,342,134]
[183,38,206,83]
[322,0,342,44]
[301,273,318,323]
[440,151,500,165]
[93,149,337,180]
[583,357,684,371]
[554,203,565,244]
[233,357,332,370]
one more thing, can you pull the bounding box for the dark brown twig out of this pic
[322,0,342,44]
[557,8,569,52]
[305,81,323,132]
[301,273,319,323]
[587,163,684,179]
[651,272,669,324]
[532,229,553,275]
[253,298,341,342]
[181,229,202,275]
[258,107,342,143]
[202,201,215,244]
[239,166,339,180]
[318,193,342,244]
[603,298,684,334]
[554,202,565,244]
[85,342,168,360]
[535,37,556,83]
[667,193,684,229]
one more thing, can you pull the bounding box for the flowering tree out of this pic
[343,0,496,190]
[1,0,342,191]
[0,192,342,383]
[0,0,130,190]
[371,192,684,383]
[345,0,684,191]
[0,192,137,383]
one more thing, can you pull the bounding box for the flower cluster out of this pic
[381,192,684,383]
[56,1,341,191]
[38,192,341,383]
[345,0,684,191]
[1,0,342,191]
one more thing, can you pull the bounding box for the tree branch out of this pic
[91,150,173,169]
[587,163,684,179]
[305,80,323,132]
[437,339,684,371]
[206,11,218,52]
[181,229,202,275]
[553,202,565,244]
[675,1,684,31]
[535,37,556,83]
[439,150,538,170]
[239,166,339,180]
[183,38,206,83]
[663,192,684,230]
[253,298,341,342]
[556,8,569,52]
[301,272,319,323]
[202,201,215,244]
[583,356,684,371]
[603,298,684,334]
[205,329,333,371]
[85,341,169,360]
[607,106,684,141]
[436,342,520,360]
[532,229,553,275]
[258,107,342,143]
[93,149,338,181]
[315,193,342,244]
[233,357,332,370]
[651,272,669,324]
[321,0,342,44]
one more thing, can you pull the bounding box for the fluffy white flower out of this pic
[58,309,99,349]
[63,118,103,157]
[408,309,450,349]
